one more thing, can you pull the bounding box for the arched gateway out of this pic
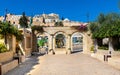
[31,26,92,54]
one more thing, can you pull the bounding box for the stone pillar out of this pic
[83,33,87,53]
[48,36,50,51]
[65,36,68,53]
[53,35,55,52]
[68,34,71,54]
[49,34,55,54]
[48,35,53,50]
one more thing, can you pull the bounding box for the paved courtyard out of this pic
[6,53,120,75]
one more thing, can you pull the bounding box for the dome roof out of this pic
[64,18,70,22]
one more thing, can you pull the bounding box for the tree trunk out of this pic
[4,34,7,47]
[97,38,102,46]
[32,31,37,52]
[112,37,119,50]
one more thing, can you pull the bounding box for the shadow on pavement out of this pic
[71,50,83,54]
[5,53,44,75]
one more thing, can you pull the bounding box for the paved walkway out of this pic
[6,53,120,75]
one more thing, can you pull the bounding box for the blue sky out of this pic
[0,0,119,22]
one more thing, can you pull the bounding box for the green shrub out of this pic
[90,46,94,52]
[0,44,8,53]
[98,46,108,50]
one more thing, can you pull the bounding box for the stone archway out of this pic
[71,32,87,53]
[31,26,92,54]
[55,34,66,48]
[53,31,67,54]
[71,32,83,52]
[32,31,51,52]
[37,32,51,48]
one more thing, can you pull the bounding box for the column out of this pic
[68,34,71,54]
[53,35,55,52]
[83,34,87,53]
[48,35,53,50]
[65,36,68,53]
[48,36,50,51]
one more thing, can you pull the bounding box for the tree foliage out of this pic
[19,12,29,28]
[54,21,64,27]
[0,21,23,45]
[90,13,120,39]
[31,26,44,34]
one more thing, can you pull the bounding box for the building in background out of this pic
[0,13,85,27]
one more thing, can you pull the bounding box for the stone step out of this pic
[48,51,67,55]
[55,50,67,54]
[48,48,67,55]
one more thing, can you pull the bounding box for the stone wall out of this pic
[91,50,120,70]
[111,51,120,57]
[91,50,108,62]
[91,50,120,61]
[25,48,32,56]
[0,51,14,63]
[82,32,93,54]
[1,60,18,75]
[86,32,93,53]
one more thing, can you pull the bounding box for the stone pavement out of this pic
[6,53,120,75]
[5,56,41,75]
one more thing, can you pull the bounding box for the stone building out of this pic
[0,13,92,56]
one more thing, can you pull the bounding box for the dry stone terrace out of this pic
[5,53,120,75]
